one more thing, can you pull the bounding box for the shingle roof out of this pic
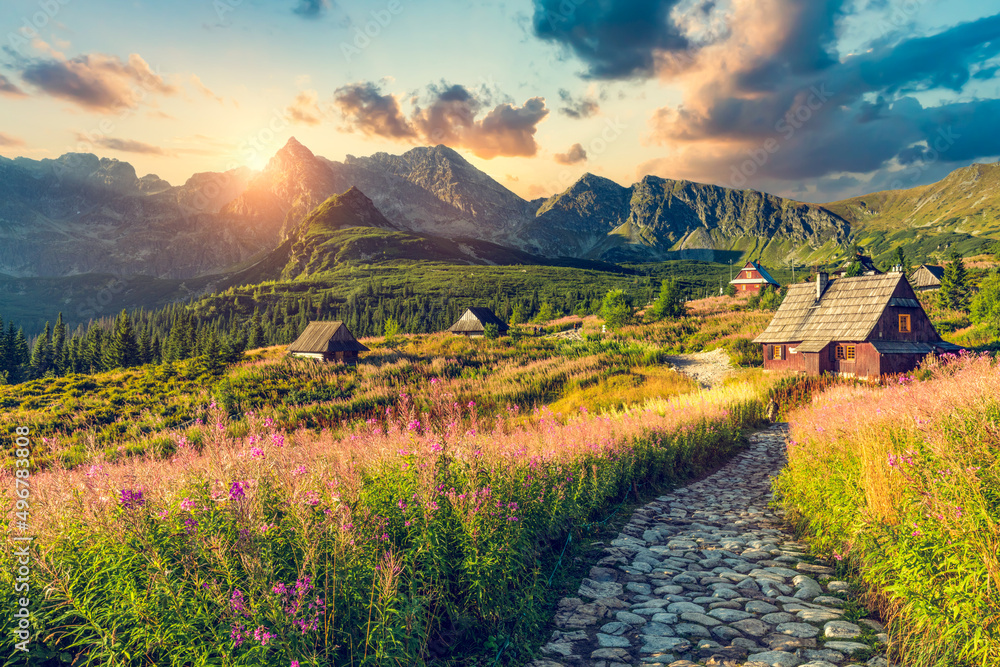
[288,321,369,353]
[447,307,509,333]
[910,264,945,288]
[870,341,935,354]
[753,273,907,344]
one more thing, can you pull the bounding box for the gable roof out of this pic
[731,260,780,286]
[448,307,509,333]
[288,321,369,353]
[753,273,918,344]
[910,264,945,288]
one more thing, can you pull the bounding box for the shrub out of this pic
[727,337,763,367]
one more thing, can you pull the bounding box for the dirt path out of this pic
[531,423,894,667]
[663,349,734,389]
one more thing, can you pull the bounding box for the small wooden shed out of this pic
[909,264,945,291]
[447,307,509,337]
[753,271,961,378]
[287,321,369,364]
[730,260,780,294]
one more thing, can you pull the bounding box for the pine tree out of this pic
[11,328,29,383]
[105,310,140,369]
[938,250,970,312]
[52,313,66,375]
[651,279,686,320]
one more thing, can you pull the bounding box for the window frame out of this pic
[772,344,782,360]
[835,344,857,361]
[899,313,911,333]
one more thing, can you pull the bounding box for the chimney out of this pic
[816,272,829,300]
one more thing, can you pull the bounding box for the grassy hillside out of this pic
[825,163,1000,264]
[0,301,790,666]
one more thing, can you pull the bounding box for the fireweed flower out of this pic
[272,433,285,447]
[184,518,198,533]
[293,465,307,475]
[250,447,264,458]
[119,489,145,510]
[229,481,246,501]
[253,626,274,646]
[180,497,197,511]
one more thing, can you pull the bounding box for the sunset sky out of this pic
[1,0,998,202]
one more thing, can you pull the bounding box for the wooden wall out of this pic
[762,343,806,372]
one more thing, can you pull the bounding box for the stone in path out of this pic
[530,423,897,667]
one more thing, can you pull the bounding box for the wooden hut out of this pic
[287,321,369,364]
[753,271,961,378]
[730,260,780,294]
[909,264,945,291]
[447,307,509,337]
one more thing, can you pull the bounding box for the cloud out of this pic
[293,0,332,19]
[20,52,177,113]
[285,89,326,126]
[74,133,174,156]
[190,74,222,103]
[531,0,1000,199]
[0,132,26,147]
[0,74,27,97]
[554,143,588,164]
[333,82,417,139]
[333,81,549,158]
[558,89,599,118]
[531,0,690,78]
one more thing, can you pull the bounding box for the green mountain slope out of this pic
[824,162,1000,262]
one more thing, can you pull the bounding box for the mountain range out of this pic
[2,138,997,288]
[0,137,863,280]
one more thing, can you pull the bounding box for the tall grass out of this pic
[774,352,1000,667]
[2,379,768,666]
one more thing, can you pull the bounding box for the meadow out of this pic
[774,351,1000,667]
[0,349,778,665]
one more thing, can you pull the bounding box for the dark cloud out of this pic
[75,134,173,155]
[20,53,177,113]
[293,0,331,19]
[334,81,549,158]
[554,143,587,164]
[0,74,26,97]
[0,132,26,147]
[558,89,599,118]
[531,0,689,78]
[333,82,418,139]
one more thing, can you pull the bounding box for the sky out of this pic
[1,0,999,203]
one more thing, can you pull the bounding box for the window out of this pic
[835,344,857,361]
[899,314,911,333]
[772,345,782,360]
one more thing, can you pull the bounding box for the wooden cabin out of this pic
[447,307,509,337]
[730,260,780,294]
[753,271,961,378]
[910,264,945,291]
[287,321,369,364]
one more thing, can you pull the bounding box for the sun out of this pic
[244,152,270,172]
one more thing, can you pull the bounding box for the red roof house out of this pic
[730,260,780,294]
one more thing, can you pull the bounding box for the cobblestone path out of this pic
[531,423,895,667]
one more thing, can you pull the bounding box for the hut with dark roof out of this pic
[753,271,961,378]
[447,307,509,337]
[287,321,369,364]
[730,260,780,294]
[909,264,945,291]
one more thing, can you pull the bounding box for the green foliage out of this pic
[970,270,1000,335]
[845,261,863,277]
[938,250,970,312]
[533,301,556,323]
[725,282,737,297]
[650,279,686,321]
[600,289,633,329]
[383,316,401,346]
[483,322,500,340]
[726,338,763,367]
